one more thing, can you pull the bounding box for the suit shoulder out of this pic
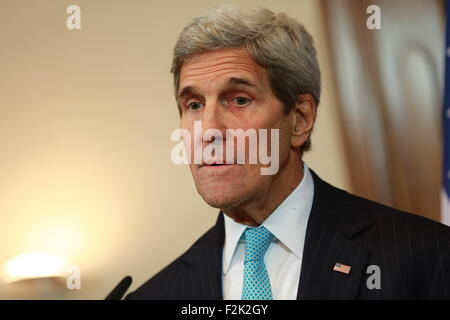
[125,256,186,300]
[342,188,450,241]
[125,225,218,300]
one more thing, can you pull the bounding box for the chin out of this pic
[197,185,250,210]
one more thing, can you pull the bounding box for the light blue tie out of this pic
[241,226,274,300]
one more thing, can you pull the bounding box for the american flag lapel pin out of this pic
[333,262,351,275]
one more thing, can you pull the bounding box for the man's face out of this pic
[177,47,294,209]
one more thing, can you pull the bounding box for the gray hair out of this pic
[171,4,321,152]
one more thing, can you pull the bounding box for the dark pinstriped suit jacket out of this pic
[126,170,450,299]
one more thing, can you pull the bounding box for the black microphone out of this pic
[105,276,133,300]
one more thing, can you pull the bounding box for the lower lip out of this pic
[200,164,236,170]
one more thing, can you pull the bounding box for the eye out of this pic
[232,96,251,107]
[187,101,203,111]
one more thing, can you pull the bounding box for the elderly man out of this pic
[126,5,450,299]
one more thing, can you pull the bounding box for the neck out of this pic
[222,151,303,226]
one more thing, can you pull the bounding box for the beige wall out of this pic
[0,0,349,299]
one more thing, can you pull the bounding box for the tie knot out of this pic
[242,226,274,262]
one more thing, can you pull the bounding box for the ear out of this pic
[291,94,317,149]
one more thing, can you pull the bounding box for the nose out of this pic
[201,100,227,144]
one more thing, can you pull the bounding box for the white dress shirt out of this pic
[222,163,314,300]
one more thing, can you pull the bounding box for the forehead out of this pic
[179,47,268,91]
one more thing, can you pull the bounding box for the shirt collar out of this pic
[222,163,314,275]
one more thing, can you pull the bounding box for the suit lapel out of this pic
[179,213,225,299]
[297,170,373,299]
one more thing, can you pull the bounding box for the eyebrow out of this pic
[228,77,257,88]
[177,86,196,100]
[177,77,258,100]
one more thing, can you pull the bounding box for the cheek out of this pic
[279,124,293,150]
[274,125,293,167]
[179,122,199,162]
[259,118,292,172]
